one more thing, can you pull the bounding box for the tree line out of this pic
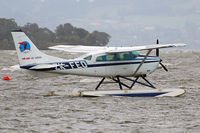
[0,18,110,50]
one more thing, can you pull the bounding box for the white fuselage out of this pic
[54,60,159,77]
[24,53,160,78]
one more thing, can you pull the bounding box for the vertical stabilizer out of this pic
[11,30,65,67]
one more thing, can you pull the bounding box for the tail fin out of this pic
[11,29,65,67]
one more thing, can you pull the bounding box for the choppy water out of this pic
[0,50,200,133]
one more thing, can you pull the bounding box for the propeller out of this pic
[156,39,159,56]
[156,39,168,72]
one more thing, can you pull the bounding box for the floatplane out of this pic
[11,29,186,97]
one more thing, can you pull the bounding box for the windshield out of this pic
[84,55,92,60]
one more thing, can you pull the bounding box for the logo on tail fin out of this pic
[18,41,31,53]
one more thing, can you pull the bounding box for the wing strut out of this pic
[133,49,152,76]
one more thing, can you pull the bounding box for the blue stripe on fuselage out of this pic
[87,60,159,68]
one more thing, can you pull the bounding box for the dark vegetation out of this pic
[0,18,110,50]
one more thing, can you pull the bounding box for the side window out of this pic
[116,53,124,60]
[106,54,115,61]
[116,52,131,60]
[84,55,92,61]
[96,56,103,62]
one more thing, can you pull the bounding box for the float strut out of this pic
[95,77,105,90]
[141,76,156,89]
[112,78,130,89]
[117,76,123,90]
[130,76,139,89]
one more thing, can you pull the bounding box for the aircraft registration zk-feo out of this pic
[11,29,186,97]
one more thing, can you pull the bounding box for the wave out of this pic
[1,64,20,71]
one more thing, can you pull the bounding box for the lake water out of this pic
[0,50,200,133]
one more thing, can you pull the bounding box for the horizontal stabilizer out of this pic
[29,64,58,70]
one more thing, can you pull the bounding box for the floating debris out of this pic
[2,76,11,81]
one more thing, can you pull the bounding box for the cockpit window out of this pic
[84,55,92,60]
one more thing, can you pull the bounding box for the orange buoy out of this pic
[2,76,10,81]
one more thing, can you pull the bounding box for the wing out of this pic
[48,43,186,53]
[48,45,109,53]
[106,43,186,53]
